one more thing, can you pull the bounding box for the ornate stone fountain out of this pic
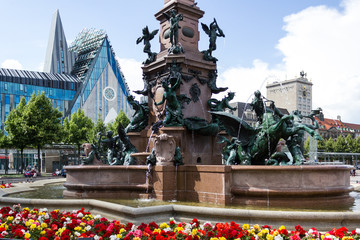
[64,0,353,208]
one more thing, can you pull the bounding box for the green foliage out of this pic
[333,135,347,152]
[88,116,107,144]
[304,137,310,154]
[345,134,355,153]
[0,130,12,149]
[4,97,29,172]
[26,92,63,146]
[63,109,94,156]
[325,137,334,152]
[317,139,326,152]
[354,137,360,153]
[25,92,63,170]
[107,110,130,133]
[5,97,28,148]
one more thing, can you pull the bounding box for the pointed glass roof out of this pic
[69,28,106,80]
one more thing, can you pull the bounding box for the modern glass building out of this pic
[0,10,132,126]
[0,68,80,128]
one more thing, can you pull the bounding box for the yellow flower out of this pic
[30,224,37,230]
[37,226,42,230]
[23,207,30,211]
[74,226,82,231]
[175,227,184,232]
[117,234,122,238]
[6,216,13,222]
[41,230,46,235]
[262,229,270,234]
[267,234,274,240]
[160,222,169,229]
[219,237,226,240]
[243,224,250,230]
[80,222,86,226]
[192,229,198,236]
[273,230,279,236]
[210,238,219,240]
[41,222,48,228]
[258,232,263,238]
[24,233,31,239]
[120,228,126,233]
[254,224,261,230]
[134,237,141,240]
[153,228,161,234]
[279,226,286,230]
[1,223,8,230]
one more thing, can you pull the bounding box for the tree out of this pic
[345,134,355,153]
[317,138,326,152]
[325,137,334,152]
[63,109,94,158]
[354,137,360,153]
[4,97,30,173]
[107,110,130,133]
[0,130,12,174]
[304,137,310,154]
[25,92,63,172]
[334,135,347,152]
[88,115,107,144]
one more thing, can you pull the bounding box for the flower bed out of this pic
[0,204,359,240]
[0,183,12,189]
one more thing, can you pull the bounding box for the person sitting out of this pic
[55,169,60,176]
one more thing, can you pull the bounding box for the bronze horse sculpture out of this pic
[212,109,322,165]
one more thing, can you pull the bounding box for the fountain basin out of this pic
[64,165,353,208]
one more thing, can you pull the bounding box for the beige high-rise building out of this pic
[266,72,313,120]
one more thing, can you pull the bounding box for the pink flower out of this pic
[134,229,143,238]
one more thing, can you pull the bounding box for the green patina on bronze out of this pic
[212,91,322,165]
[125,95,149,133]
[163,9,184,54]
[136,26,159,64]
[201,18,225,63]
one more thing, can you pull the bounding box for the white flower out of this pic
[66,217,71,221]
[94,215,101,219]
[86,225,92,231]
[21,229,25,233]
[131,224,137,231]
[94,235,100,240]
[75,232,80,236]
[77,212,84,218]
[274,235,284,240]
[185,223,192,230]
[44,213,49,219]
[356,228,360,234]
[309,229,314,234]
[9,211,13,214]
[39,208,48,212]
[110,235,118,240]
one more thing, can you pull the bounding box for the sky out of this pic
[0,0,359,123]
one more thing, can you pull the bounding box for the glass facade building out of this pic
[0,68,80,128]
[0,10,132,127]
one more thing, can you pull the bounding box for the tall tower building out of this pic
[266,72,313,119]
[43,10,75,74]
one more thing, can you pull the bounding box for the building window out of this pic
[20,84,24,91]
[4,83,8,91]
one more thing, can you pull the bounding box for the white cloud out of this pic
[1,59,23,70]
[218,59,285,103]
[277,0,360,122]
[220,0,360,123]
[116,57,143,100]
